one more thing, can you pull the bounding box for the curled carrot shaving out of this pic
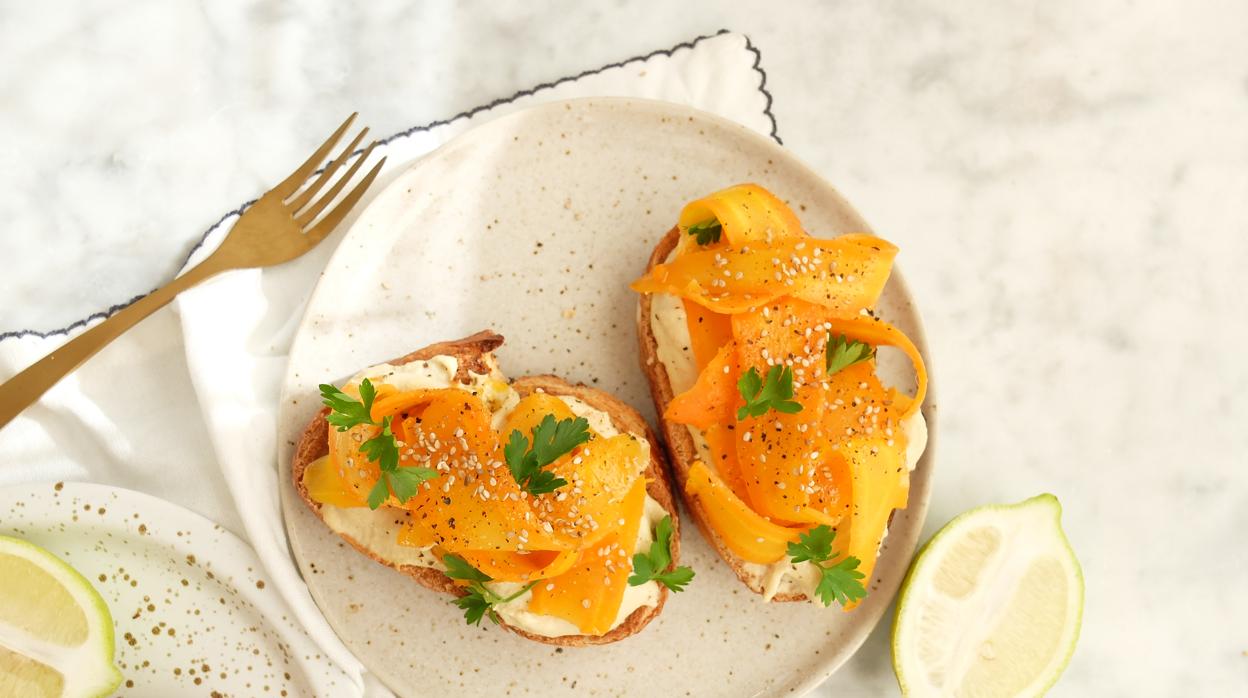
[397,518,437,548]
[664,342,738,430]
[677,183,803,250]
[683,299,733,372]
[701,423,752,504]
[825,315,927,420]
[528,479,647,634]
[303,455,366,508]
[456,549,580,584]
[631,234,896,315]
[836,435,910,593]
[684,460,804,564]
[370,388,440,422]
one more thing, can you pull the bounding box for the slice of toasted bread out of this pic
[291,330,679,645]
[637,228,810,602]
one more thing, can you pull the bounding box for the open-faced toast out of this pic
[292,330,682,645]
[633,184,929,608]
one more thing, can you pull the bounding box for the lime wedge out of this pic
[892,494,1083,697]
[0,535,122,698]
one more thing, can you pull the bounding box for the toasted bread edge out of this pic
[290,330,677,646]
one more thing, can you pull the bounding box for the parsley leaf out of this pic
[786,525,867,607]
[628,515,695,592]
[319,379,438,509]
[504,414,590,496]
[366,477,390,510]
[388,466,433,502]
[815,556,867,606]
[787,524,836,564]
[320,380,376,431]
[453,591,496,626]
[736,365,804,420]
[443,553,492,584]
[685,218,723,246]
[359,416,399,472]
[442,553,538,626]
[825,334,875,376]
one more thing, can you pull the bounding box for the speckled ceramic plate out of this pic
[0,481,349,697]
[277,98,936,697]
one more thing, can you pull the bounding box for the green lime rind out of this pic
[891,494,1084,697]
[0,534,124,697]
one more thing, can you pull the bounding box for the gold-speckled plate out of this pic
[277,98,936,697]
[0,481,353,697]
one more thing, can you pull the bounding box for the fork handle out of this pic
[0,257,229,431]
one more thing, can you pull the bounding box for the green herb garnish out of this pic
[787,525,867,607]
[825,334,875,376]
[736,365,803,420]
[443,553,538,626]
[685,218,723,246]
[503,414,590,496]
[319,378,438,509]
[627,515,695,592]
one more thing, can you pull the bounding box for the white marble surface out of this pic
[2,1,1246,696]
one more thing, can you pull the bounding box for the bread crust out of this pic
[636,228,809,602]
[291,330,678,645]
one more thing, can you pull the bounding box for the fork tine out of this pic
[296,139,380,227]
[301,156,387,244]
[288,127,369,213]
[272,113,357,199]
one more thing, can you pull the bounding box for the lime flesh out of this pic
[0,536,123,698]
[892,495,1083,697]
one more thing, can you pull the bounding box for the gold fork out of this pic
[0,113,385,430]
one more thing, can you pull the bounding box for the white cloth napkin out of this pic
[0,30,780,695]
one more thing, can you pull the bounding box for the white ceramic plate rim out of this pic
[278,97,937,696]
